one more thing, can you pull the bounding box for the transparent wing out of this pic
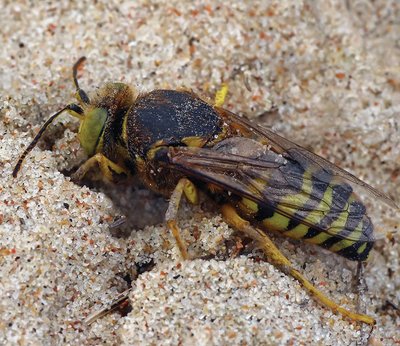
[218,108,398,209]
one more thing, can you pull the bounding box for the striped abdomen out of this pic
[236,158,374,261]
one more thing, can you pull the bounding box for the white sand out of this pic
[1,1,399,345]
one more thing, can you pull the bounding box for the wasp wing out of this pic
[166,140,374,243]
[218,108,398,210]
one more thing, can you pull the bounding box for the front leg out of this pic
[165,178,199,260]
[72,153,129,182]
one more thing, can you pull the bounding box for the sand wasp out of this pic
[13,57,398,325]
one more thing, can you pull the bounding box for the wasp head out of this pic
[12,57,135,177]
[71,57,136,156]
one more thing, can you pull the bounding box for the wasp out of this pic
[13,57,398,325]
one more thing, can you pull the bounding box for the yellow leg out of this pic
[72,153,129,182]
[214,83,229,107]
[165,178,199,260]
[221,204,375,325]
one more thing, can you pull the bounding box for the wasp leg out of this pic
[72,153,129,182]
[214,83,229,107]
[109,215,127,229]
[84,288,132,325]
[354,261,368,313]
[165,178,199,260]
[221,204,376,325]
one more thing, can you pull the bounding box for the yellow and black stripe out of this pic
[237,160,374,261]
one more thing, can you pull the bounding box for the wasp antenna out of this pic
[13,104,83,178]
[73,57,90,104]
[73,57,86,90]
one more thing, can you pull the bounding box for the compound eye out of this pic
[78,107,108,156]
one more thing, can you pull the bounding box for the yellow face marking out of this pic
[78,107,108,156]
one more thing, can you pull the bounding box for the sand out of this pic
[1,1,399,345]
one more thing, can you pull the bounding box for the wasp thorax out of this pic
[92,82,136,110]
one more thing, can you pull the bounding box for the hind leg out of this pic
[221,203,375,325]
